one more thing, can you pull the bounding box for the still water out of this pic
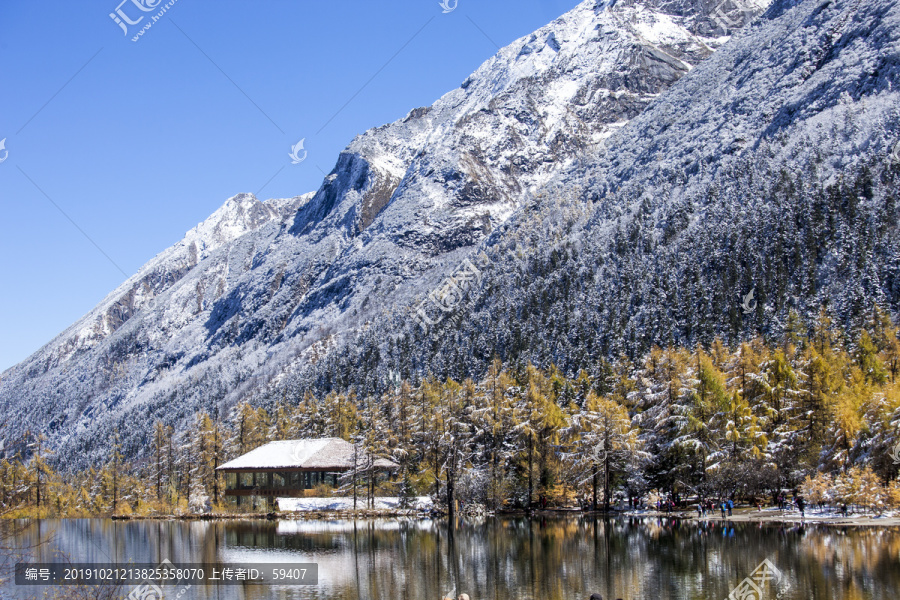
[1,516,899,600]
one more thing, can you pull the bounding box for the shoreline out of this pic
[601,507,900,527]
[95,507,900,527]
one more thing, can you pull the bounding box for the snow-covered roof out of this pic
[217,438,398,471]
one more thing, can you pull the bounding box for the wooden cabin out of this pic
[217,438,398,506]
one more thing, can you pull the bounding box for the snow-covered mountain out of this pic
[26,193,312,368]
[309,0,900,388]
[0,0,773,463]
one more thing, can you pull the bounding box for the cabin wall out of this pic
[223,469,343,498]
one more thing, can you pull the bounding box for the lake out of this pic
[1,516,898,599]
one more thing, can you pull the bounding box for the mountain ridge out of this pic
[0,0,774,463]
[299,0,899,392]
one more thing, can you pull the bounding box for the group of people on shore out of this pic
[772,494,806,517]
[696,498,734,518]
[694,495,808,519]
[655,498,677,513]
[585,492,815,519]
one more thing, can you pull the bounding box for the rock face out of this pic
[304,0,900,392]
[0,0,771,464]
[5,192,309,382]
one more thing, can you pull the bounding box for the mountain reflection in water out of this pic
[2,516,898,599]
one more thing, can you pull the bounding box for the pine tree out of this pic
[632,346,691,494]
[478,358,515,510]
[386,381,417,507]
[196,410,225,507]
[110,433,123,514]
[856,330,887,385]
[570,391,639,509]
[723,391,762,460]
[672,351,729,488]
[152,421,169,502]
[29,433,52,509]
[797,346,842,466]
[867,305,899,383]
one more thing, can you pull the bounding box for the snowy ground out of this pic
[276,496,434,512]
[617,506,900,525]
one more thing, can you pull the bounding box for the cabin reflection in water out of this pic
[224,522,336,552]
[223,520,405,553]
[216,438,398,508]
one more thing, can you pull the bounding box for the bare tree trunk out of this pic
[527,436,534,511]
[167,433,174,503]
[491,449,499,511]
[447,462,455,522]
[182,444,191,507]
[369,455,373,510]
[155,427,162,501]
[213,407,220,506]
[604,452,610,512]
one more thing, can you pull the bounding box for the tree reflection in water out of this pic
[2,517,898,599]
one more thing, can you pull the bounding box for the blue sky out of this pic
[0,0,579,371]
